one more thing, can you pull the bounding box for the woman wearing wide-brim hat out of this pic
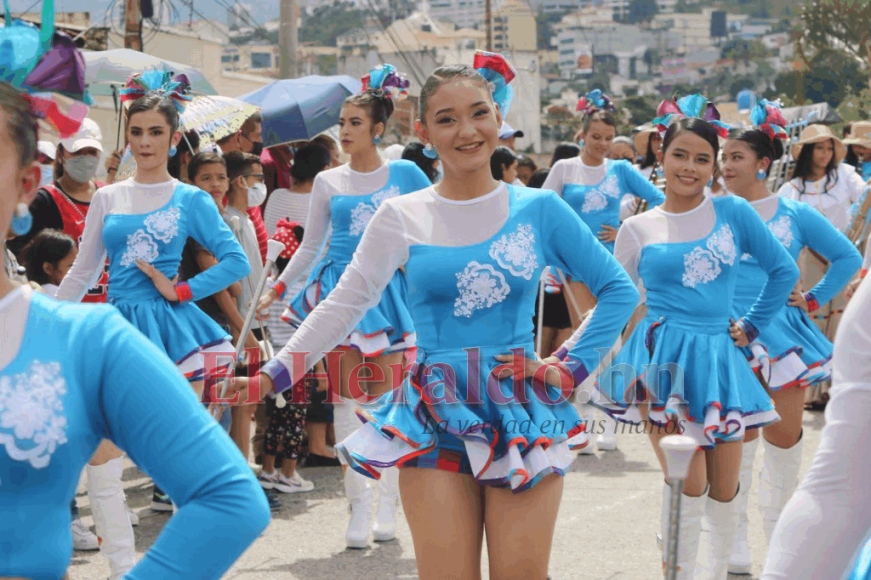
[843,121,871,180]
[778,124,865,233]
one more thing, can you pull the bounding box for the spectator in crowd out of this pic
[515,154,537,185]
[490,145,518,184]
[550,142,580,167]
[401,142,439,184]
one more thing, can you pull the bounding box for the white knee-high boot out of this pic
[728,437,758,575]
[335,396,373,549]
[597,412,618,450]
[373,466,400,541]
[87,458,136,580]
[759,433,803,542]
[577,404,597,454]
[659,482,706,580]
[694,487,742,580]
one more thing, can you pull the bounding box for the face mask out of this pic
[250,142,264,156]
[39,164,54,186]
[247,181,267,207]
[64,155,100,183]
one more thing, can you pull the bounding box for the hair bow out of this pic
[473,50,516,118]
[651,94,730,139]
[120,69,193,112]
[750,99,787,141]
[361,64,410,102]
[576,89,615,116]
[1,0,91,138]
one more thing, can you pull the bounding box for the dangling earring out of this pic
[169,146,178,157]
[11,202,33,236]
[372,134,382,145]
[423,143,439,160]
[756,169,767,180]
[578,140,586,147]
[707,177,714,187]
[654,167,664,178]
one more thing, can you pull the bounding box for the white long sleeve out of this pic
[762,276,871,580]
[273,174,333,291]
[270,201,409,374]
[541,159,567,194]
[54,188,107,302]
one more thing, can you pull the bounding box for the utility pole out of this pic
[485,0,492,52]
[124,0,142,50]
[279,0,298,78]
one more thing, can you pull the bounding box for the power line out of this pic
[359,0,428,86]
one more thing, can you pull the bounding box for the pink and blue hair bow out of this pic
[473,50,516,118]
[651,94,730,139]
[750,99,788,141]
[361,64,410,101]
[576,89,615,116]
[120,69,193,112]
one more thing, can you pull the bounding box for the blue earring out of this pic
[756,169,767,180]
[12,202,32,236]
[707,177,714,187]
[578,140,586,147]
[423,143,439,160]
[372,135,382,145]
[655,167,664,178]
[169,146,178,157]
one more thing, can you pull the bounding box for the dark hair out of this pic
[240,113,262,135]
[844,145,859,168]
[312,134,336,151]
[490,146,517,181]
[582,110,617,134]
[0,82,39,168]
[188,151,226,182]
[791,138,839,193]
[126,93,181,132]
[21,229,76,285]
[224,151,262,183]
[516,155,537,171]
[727,128,785,177]
[418,64,490,122]
[662,117,721,158]
[550,142,580,167]
[290,144,330,183]
[344,91,395,129]
[401,142,438,183]
[169,130,202,180]
[639,133,658,169]
[527,168,550,189]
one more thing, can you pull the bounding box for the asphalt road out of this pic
[67,409,826,580]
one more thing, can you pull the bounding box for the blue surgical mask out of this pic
[39,164,54,187]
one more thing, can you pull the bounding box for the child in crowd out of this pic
[20,229,77,297]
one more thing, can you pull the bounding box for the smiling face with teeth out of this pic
[417,73,502,183]
[658,119,719,210]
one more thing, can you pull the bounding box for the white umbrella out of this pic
[181,95,261,145]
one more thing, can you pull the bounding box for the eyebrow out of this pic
[434,101,488,116]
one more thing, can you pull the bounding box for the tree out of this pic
[299,1,368,47]
[627,0,659,24]
[537,9,566,51]
[771,49,867,106]
[796,0,871,89]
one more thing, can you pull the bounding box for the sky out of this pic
[7,0,281,30]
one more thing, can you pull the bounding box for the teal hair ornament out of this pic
[651,94,730,139]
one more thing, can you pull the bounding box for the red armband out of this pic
[174,281,193,303]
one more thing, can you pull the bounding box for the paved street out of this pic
[68,410,826,580]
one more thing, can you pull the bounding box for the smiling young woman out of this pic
[590,102,800,579]
[252,55,638,579]
[721,111,862,573]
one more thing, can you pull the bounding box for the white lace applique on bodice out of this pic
[350,185,401,237]
[489,223,539,280]
[453,261,511,318]
[681,224,736,288]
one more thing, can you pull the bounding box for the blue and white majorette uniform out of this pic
[0,286,269,579]
[593,196,799,447]
[56,178,249,381]
[272,159,431,356]
[262,183,638,492]
[542,158,666,253]
[734,196,861,390]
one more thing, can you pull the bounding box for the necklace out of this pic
[54,181,91,222]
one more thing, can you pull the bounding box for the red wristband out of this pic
[272,281,287,299]
[175,281,193,302]
[861,269,868,279]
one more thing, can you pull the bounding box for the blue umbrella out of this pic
[238,75,362,147]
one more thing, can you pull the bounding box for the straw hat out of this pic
[633,124,658,155]
[843,121,871,148]
[791,124,847,162]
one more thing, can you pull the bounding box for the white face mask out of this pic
[247,181,267,207]
[39,164,54,186]
[64,155,100,183]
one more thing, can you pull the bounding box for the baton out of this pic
[660,435,699,580]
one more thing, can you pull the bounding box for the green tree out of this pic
[796,0,871,88]
[537,9,567,51]
[299,1,368,47]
